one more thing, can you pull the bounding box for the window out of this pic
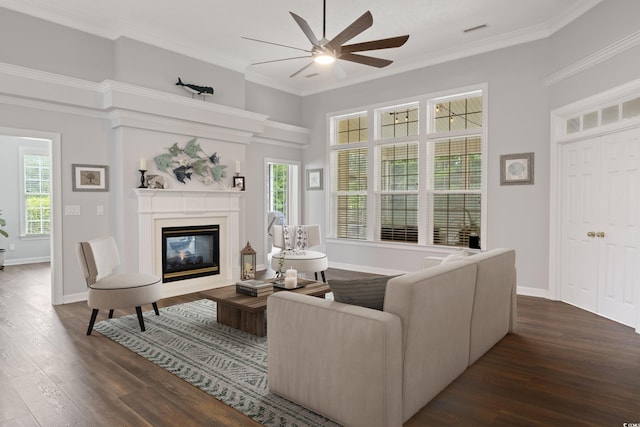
[329,88,485,248]
[431,136,481,246]
[269,163,288,219]
[21,149,51,236]
[332,112,368,240]
[377,142,419,242]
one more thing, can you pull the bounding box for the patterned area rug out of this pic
[94,299,339,427]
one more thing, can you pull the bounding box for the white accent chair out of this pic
[270,225,329,282]
[76,236,162,335]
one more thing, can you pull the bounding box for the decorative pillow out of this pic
[441,249,470,264]
[283,225,308,253]
[329,275,398,310]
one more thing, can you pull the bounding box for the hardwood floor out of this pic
[0,263,638,426]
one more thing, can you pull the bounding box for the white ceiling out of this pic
[1,0,601,96]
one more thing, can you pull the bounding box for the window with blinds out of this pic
[377,142,419,243]
[23,153,51,236]
[332,112,369,240]
[430,128,482,246]
[329,88,484,248]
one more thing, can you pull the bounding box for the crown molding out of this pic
[0,62,310,145]
[544,30,640,86]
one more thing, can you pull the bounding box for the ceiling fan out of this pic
[243,0,410,78]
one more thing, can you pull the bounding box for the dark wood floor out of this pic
[0,263,638,426]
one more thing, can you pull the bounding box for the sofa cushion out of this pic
[329,275,398,310]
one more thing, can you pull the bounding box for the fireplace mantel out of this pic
[133,188,243,297]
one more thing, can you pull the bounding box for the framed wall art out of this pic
[72,164,109,191]
[500,153,534,185]
[306,168,323,191]
[233,175,245,191]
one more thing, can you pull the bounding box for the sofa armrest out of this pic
[421,256,444,269]
[267,292,403,427]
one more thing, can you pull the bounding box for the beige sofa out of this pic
[267,248,516,427]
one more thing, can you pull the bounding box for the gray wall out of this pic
[0,8,114,82]
[114,37,247,110]
[548,0,640,109]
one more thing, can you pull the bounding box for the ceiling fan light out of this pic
[314,54,336,64]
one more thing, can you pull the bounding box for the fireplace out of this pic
[161,225,220,283]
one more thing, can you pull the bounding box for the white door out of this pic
[560,128,640,328]
[596,129,640,326]
[560,138,600,313]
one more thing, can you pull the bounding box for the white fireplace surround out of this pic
[134,188,243,297]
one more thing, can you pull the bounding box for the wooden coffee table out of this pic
[201,279,331,337]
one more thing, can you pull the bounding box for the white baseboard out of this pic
[4,256,51,266]
[63,291,88,304]
[516,286,549,298]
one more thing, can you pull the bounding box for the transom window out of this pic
[329,88,485,248]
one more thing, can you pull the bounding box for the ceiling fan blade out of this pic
[251,56,312,66]
[242,36,310,53]
[290,61,315,78]
[290,12,320,46]
[341,35,409,53]
[339,52,393,68]
[328,11,373,49]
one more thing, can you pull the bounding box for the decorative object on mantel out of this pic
[233,176,245,191]
[146,174,169,189]
[175,77,214,100]
[240,241,256,280]
[154,138,227,185]
[138,157,147,188]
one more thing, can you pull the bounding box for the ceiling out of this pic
[1,0,601,96]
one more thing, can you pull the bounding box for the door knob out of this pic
[587,231,596,237]
[596,231,605,238]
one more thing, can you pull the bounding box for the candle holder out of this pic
[138,170,147,188]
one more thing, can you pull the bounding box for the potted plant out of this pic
[0,210,7,270]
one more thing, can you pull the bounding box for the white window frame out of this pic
[19,146,51,239]
[328,84,488,249]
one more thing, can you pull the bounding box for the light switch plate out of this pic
[65,205,81,216]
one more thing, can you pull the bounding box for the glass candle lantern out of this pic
[240,241,256,280]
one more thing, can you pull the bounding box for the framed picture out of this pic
[233,176,245,191]
[500,153,534,185]
[306,168,323,190]
[72,164,109,191]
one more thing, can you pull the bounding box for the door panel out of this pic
[597,129,640,326]
[561,139,600,312]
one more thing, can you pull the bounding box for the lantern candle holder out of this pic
[240,241,256,280]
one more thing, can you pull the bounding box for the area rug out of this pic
[93,299,339,427]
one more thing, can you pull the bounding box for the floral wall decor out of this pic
[154,138,227,185]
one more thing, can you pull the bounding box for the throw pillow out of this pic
[329,275,398,310]
[441,249,470,264]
